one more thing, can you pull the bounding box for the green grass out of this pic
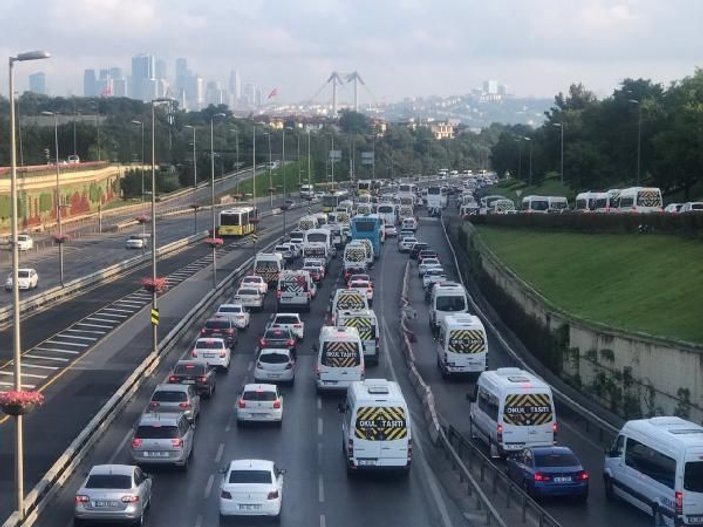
[237,161,312,199]
[475,226,703,344]
[485,174,574,203]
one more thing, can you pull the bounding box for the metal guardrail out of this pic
[1,234,283,527]
[439,217,620,447]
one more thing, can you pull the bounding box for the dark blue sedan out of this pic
[506,446,588,502]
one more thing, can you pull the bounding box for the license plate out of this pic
[688,516,703,524]
[144,451,169,457]
[267,374,280,378]
[239,504,262,511]
[182,380,195,384]
[358,459,377,466]
[553,476,572,483]
[93,500,118,508]
[203,353,216,358]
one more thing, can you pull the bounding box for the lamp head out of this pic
[14,50,51,62]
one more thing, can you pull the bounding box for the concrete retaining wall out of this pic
[457,223,703,423]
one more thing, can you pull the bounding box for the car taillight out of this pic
[315,366,321,379]
[294,324,302,328]
[168,375,177,382]
[552,422,558,443]
[221,490,232,499]
[149,401,159,408]
[577,471,589,481]
[259,338,266,347]
[676,490,684,515]
[225,329,234,335]
[267,490,279,500]
[171,438,184,448]
[75,495,89,504]
[200,328,207,334]
[198,376,208,382]
[533,472,551,482]
[191,351,198,357]
[273,399,281,409]
[408,437,413,462]
[179,402,191,409]
[285,362,293,370]
[276,291,282,299]
[238,399,246,408]
[496,424,503,442]
[219,351,226,358]
[347,438,354,457]
[121,495,139,503]
[287,339,295,346]
[131,438,143,448]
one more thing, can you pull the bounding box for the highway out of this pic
[399,211,649,527]
[29,236,473,527]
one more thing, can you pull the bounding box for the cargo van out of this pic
[521,195,549,213]
[276,270,314,312]
[337,309,380,366]
[616,187,663,214]
[604,417,703,524]
[329,289,369,323]
[298,215,317,231]
[546,196,569,213]
[253,253,284,285]
[436,314,487,378]
[429,283,469,335]
[315,326,364,392]
[340,379,412,475]
[343,244,369,277]
[469,368,557,459]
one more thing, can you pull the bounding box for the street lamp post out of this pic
[131,120,145,200]
[184,125,198,189]
[296,132,301,187]
[230,128,240,195]
[552,122,564,186]
[266,132,273,207]
[95,104,101,161]
[252,126,258,257]
[517,137,523,181]
[42,111,65,286]
[9,49,51,522]
[210,113,226,289]
[628,99,643,185]
[523,136,533,186]
[282,128,290,238]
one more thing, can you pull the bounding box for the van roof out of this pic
[479,368,551,392]
[443,314,483,328]
[623,417,703,449]
[320,326,360,339]
[349,379,405,402]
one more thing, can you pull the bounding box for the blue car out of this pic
[506,446,589,502]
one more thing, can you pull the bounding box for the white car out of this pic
[280,242,301,259]
[240,275,268,295]
[233,287,264,312]
[215,304,250,330]
[5,268,38,291]
[304,257,326,271]
[236,383,283,425]
[348,279,374,306]
[418,258,441,277]
[16,234,34,251]
[384,224,398,238]
[125,234,149,249]
[273,244,294,261]
[398,237,417,252]
[267,313,304,340]
[423,268,447,289]
[191,338,231,371]
[664,203,682,213]
[219,459,284,520]
[680,201,703,213]
[254,348,296,383]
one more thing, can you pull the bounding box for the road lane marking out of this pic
[0,371,45,379]
[65,328,106,335]
[248,360,253,371]
[204,474,214,498]
[317,417,323,436]
[24,354,69,362]
[320,514,326,527]
[109,429,134,464]
[46,340,89,347]
[84,317,119,324]
[194,515,203,527]
[318,442,323,465]
[0,381,35,389]
[318,474,325,503]
[316,396,321,410]
[34,347,79,354]
[56,334,97,341]
[22,363,59,371]
[102,307,136,314]
[75,322,113,329]
[215,442,224,463]
[225,413,234,432]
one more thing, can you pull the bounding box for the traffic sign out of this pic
[151,308,159,326]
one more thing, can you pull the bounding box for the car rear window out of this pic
[259,352,290,364]
[264,329,291,339]
[173,363,207,375]
[219,306,242,313]
[228,470,272,484]
[275,316,299,325]
[18,271,30,278]
[135,425,180,439]
[534,452,579,467]
[243,277,260,284]
[196,340,224,349]
[152,390,187,402]
[205,320,230,330]
[242,390,277,401]
[85,474,132,489]
[238,289,259,296]
[685,462,703,492]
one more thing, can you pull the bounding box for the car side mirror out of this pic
[466,390,477,403]
[218,467,227,475]
[313,344,319,353]
[337,403,346,414]
[277,468,287,476]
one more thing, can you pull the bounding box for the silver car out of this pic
[233,287,264,312]
[130,412,195,469]
[254,348,296,383]
[74,464,152,526]
[147,383,200,422]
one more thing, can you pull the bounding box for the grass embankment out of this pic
[475,226,703,344]
[485,174,573,203]
[237,161,312,200]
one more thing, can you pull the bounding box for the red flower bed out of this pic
[205,237,224,248]
[0,390,45,416]
[141,277,168,294]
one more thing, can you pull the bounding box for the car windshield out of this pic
[85,474,132,489]
[534,452,579,467]
[275,316,299,325]
[228,469,272,484]
[135,425,180,439]
[174,363,207,375]
[196,340,224,349]
[436,295,466,312]
[242,390,277,401]
[259,352,290,364]
[152,390,187,402]
[685,462,703,492]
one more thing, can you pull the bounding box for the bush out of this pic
[468,212,703,238]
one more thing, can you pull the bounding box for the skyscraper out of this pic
[155,59,167,81]
[229,70,242,107]
[28,72,46,95]
[131,53,155,101]
[83,69,98,97]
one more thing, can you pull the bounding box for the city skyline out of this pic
[1,0,701,104]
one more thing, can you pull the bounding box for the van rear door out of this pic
[501,391,555,450]
[354,406,408,466]
[683,451,703,523]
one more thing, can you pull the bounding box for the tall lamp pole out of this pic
[628,99,643,186]
[131,120,145,200]
[9,49,51,522]
[42,111,65,286]
[266,132,273,207]
[296,132,301,187]
[184,125,198,189]
[282,128,290,238]
[252,126,258,257]
[210,113,226,289]
[552,122,564,186]
[523,136,533,186]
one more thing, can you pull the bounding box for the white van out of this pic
[276,270,314,312]
[340,379,412,475]
[337,309,380,366]
[304,229,334,257]
[520,195,549,214]
[315,326,364,392]
[253,252,284,285]
[376,203,396,227]
[401,217,418,232]
[347,239,374,267]
[595,189,621,213]
[298,215,317,232]
[436,314,487,378]
[469,368,556,459]
[343,244,369,277]
[575,191,607,212]
[429,283,469,335]
[303,242,330,264]
[616,187,663,213]
[329,289,369,323]
[546,196,569,213]
[300,184,315,199]
[604,417,703,524]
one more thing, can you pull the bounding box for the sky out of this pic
[1,0,701,104]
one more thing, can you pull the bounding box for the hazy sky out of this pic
[1,0,701,103]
